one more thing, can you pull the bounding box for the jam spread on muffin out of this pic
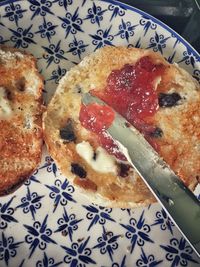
[79,56,166,158]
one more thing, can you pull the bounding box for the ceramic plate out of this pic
[0,0,200,266]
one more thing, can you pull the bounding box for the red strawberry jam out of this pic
[80,103,115,133]
[79,56,165,159]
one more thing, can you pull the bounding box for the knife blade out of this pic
[82,92,200,257]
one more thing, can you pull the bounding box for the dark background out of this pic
[119,0,200,54]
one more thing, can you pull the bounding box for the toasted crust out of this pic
[43,46,200,208]
[0,46,43,196]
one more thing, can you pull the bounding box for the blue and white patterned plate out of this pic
[0,0,200,266]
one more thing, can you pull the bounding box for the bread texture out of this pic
[0,46,43,196]
[43,46,200,208]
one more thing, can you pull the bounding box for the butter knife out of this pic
[82,92,200,257]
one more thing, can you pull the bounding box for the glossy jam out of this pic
[79,56,165,159]
[80,103,115,134]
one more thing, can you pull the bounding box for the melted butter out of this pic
[0,87,13,119]
[76,141,117,174]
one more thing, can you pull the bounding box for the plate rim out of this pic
[0,0,199,59]
[102,0,200,59]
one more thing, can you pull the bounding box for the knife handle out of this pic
[150,171,200,257]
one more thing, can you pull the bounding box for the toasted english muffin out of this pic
[0,46,43,196]
[43,46,200,208]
